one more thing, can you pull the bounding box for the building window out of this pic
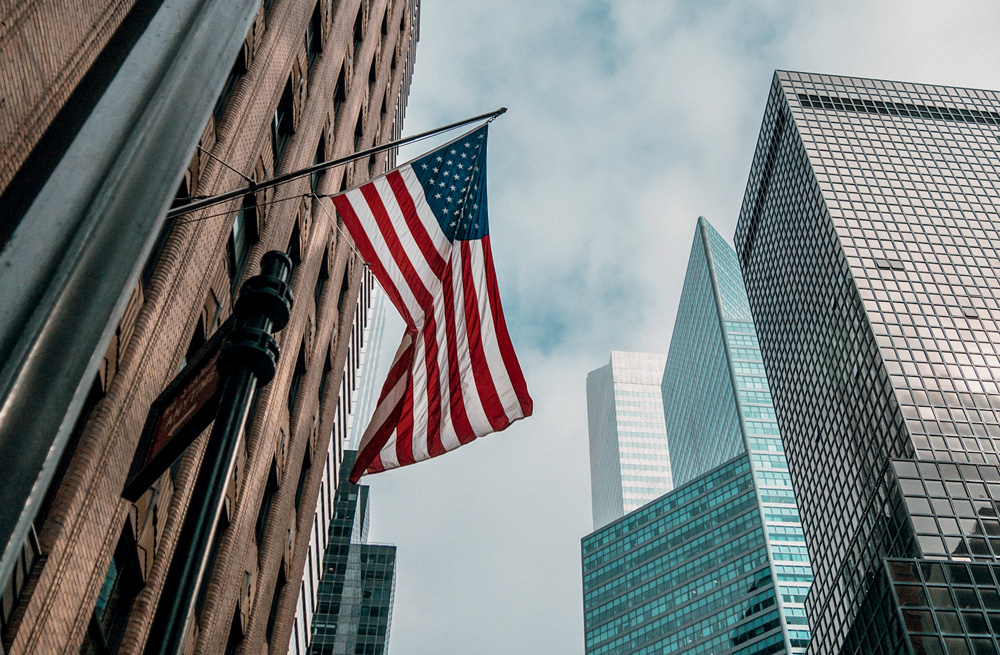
[265,563,287,642]
[333,66,347,116]
[311,135,325,194]
[140,182,187,291]
[272,77,295,167]
[79,524,142,655]
[306,2,322,72]
[213,54,246,127]
[0,527,42,645]
[255,465,279,548]
[288,347,306,413]
[337,267,352,315]
[227,195,257,296]
[224,610,243,655]
[295,445,312,512]
[318,348,332,404]
[286,222,301,275]
[180,322,206,371]
[354,113,364,150]
[353,8,363,51]
[314,248,329,310]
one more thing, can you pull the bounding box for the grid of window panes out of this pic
[838,558,911,655]
[727,313,810,652]
[734,71,1000,655]
[308,451,396,655]
[662,220,744,487]
[352,546,396,655]
[588,352,672,529]
[887,558,1000,655]
[582,455,794,655]
[662,218,812,651]
[894,459,1000,560]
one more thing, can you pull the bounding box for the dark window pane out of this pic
[255,466,279,548]
[214,55,245,126]
[897,584,930,607]
[306,3,322,71]
[937,610,963,633]
[272,78,295,166]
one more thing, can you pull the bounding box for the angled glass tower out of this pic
[308,451,396,655]
[735,71,1000,655]
[581,218,812,655]
[587,352,672,528]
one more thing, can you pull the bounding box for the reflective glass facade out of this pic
[661,219,744,486]
[582,455,805,655]
[884,558,1000,655]
[662,217,811,650]
[735,71,1000,654]
[588,351,672,528]
[308,451,396,655]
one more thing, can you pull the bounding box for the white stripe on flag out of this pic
[466,241,525,418]
[408,325,431,462]
[344,186,425,323]
[449,245,493,436]
[371,175,443,307]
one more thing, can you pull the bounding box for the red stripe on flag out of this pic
[333,195,414,326]
[350,334,415,482]
[360,184,433,317]
[460,241,510,432]
[439,258,476,445]
[420,312,446,457]
[393,370,416,467]
[480,236,533,416]
[387,171,448,281]
[367,452,385,476]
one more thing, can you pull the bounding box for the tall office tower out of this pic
[308,451,396,655]
[288,270,389,654]
[583,455,805,655]
[0,1,419,653]
[735,71,1000,655]
[581,218,812,655]
[587,351,672,529]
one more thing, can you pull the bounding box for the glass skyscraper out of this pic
[581,218,812,655]
[309,451,396,655]
[587,351,672,528]
[735,71,1000,654]
[583,455,796,655]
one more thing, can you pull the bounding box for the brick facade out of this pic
[0,0,418,653]
[0,0,136,193]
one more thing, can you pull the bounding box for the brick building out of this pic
[0,0,419,653]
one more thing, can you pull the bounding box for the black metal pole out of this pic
[144,251,294,655]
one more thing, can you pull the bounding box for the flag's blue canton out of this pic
[411,124,490,242]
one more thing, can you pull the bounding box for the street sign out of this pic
[122,316,236,501]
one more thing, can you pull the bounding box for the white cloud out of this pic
[365,2,1000,653]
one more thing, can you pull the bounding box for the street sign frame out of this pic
[122,315,236,501]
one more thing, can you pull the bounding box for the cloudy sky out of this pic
[360,2,1000,654]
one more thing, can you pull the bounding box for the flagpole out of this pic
[166,107,507,220]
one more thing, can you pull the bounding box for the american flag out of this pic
[332,124,532,482]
